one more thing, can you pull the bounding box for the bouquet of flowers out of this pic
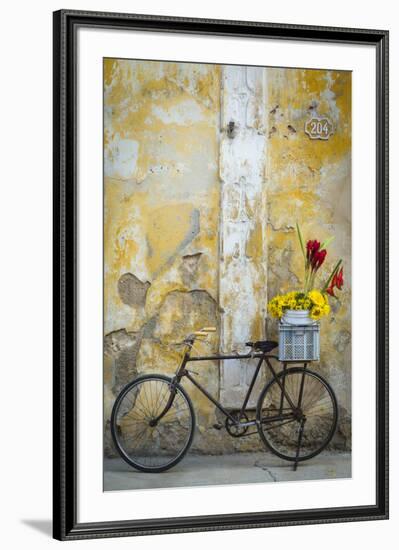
[268,223,344,321]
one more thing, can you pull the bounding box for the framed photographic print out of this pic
[53,9,389,540]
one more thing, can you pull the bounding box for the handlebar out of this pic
[193,327,216,336]
[192,327,216,338]
[169,327,217,348]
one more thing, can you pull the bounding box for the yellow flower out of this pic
[323,303,331,316]
[309,302,331,320]
[267,296,283,318]
[303,298,312,309]
[268,289,331,321]
[310,306,322,320]
[308,289,325,307]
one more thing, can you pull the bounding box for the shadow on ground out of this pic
[21,519,52,537]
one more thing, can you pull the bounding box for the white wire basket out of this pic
[278,321,320,361]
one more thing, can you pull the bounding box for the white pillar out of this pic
[219,66,268,407]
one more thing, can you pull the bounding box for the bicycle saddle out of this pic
[245,340,278,352]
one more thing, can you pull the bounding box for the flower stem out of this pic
[296,222,306,260]
[304,267,310,293]
[309,270,315,291]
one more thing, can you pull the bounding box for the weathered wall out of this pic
[104,60,351,455]
[103,59,226,455]
[265,68,352,448]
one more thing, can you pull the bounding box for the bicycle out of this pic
[111,327,338,473]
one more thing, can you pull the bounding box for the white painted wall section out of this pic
[219,65,268,407]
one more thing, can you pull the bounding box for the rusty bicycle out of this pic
[111,327,338,473]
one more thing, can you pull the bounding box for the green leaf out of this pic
[296,222,306,260]
[320,235,335,250]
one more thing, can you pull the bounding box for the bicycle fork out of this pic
[150,350,191,426]
[149,377,179,426]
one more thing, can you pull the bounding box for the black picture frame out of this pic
[53,9,389,541]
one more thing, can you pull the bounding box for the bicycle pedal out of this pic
[212,423,223,430]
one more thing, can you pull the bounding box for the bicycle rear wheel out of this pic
[111,374,195,472]
[256,367,338,462]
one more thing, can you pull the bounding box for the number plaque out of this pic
[304,116,334,140]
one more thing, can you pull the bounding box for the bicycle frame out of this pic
[153,346,308,429]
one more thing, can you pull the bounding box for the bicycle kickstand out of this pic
[293,417,306,472]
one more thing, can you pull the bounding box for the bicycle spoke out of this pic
[121,417,148,428]
[154,384,173,416]
[123,424,150,447]
[128,398,151,420]
[141,384,153,417]
[153,381,168,415]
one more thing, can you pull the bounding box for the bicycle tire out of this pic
[111,374,196,473]
[256,367,338,462]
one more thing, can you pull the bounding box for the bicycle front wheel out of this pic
[256,367,338,462]
[111,374,195,472]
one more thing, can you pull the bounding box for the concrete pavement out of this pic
[104,451,351,491]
